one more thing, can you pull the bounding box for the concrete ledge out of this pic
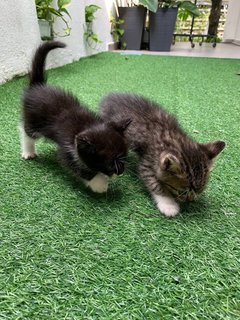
[233,40,240,46]
[113,42,240,59]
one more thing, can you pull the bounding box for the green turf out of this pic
[0,52,240,319]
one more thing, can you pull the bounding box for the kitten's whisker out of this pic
[118,156,127,161]
[125,168,139,178]
[162,181,179,192]
[162,181,189,201]
[114,160,119,175]
[176,190,189,201]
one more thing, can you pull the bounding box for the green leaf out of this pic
[49,7,62,17]
[122,42,127,49]
[60,7,71,19]
[118,29,124,36]
[58,0,71,9]
[178,7,192,21]
[86,16,94,23]
[91,33,102,43]
[63,27,71,35]
[84,30,102,44]
[85,5,101,23]
[138,0,158,12]
[177,1,200,16]
[35,0,43,5]
[85,4,101,15]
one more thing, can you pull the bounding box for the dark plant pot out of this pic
[149,8,178,52]
[118,7,146,50]
[141,28,149,50]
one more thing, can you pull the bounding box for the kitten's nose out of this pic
[187,191,196,202]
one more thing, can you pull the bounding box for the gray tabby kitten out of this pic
[100,93,225,217]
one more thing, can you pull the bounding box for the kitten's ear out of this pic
[201,140,225,160]
[109,118,132,134]
[160,153,182,175]
[75,134,96,154]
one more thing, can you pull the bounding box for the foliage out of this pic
[139,0,200,16]
[110,15,126,49]
[178,6,191,21]
[84,5,102,48]
[115,0,140,7]
[176,2,226,43]
[138,0,158,12]
[85,4,101,23]
[35,0,71,37]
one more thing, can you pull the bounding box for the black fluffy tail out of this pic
[29,41,66,87]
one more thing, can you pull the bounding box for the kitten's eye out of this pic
[117,154,126,162]
[191,181,206,194]
[176,188,198,202]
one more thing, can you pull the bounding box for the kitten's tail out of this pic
[29,41,66,87]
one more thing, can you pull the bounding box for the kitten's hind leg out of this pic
[19,125,37,160]
[152,194,180,217]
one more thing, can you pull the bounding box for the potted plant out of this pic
[84,4,102,49]
[115,0,146,50]
[139,0,200,51]
[110,14,126,49]
[35,0,71,40]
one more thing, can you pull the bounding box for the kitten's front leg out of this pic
[152,194,180,217]
[139,160,179,217]
[85,173,109,193]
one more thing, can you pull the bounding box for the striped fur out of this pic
[100,93,225,216]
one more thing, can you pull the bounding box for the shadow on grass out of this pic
[180,197,210,218]
[32,150,125,205]
[29,149,217,220]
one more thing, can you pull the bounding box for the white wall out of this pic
[0,0,114,84]
[0,0,40,84]
[46,0,86,69]
[84,0,115,52]
[223,0,240,45]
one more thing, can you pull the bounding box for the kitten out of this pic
[100,93,225,216]
[20,41,130,193]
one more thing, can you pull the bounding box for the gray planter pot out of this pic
[118,7,146,50]
[149,8,178,52]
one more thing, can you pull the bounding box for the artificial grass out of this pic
[0,52,239,319]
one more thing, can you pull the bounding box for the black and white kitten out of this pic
[20,42,130,193]
[100,93,225,216]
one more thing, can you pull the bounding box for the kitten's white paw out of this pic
[158,202,180,217]
[22,152,37,160]
[153,194,180,217]
[87,173,108,193]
